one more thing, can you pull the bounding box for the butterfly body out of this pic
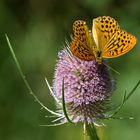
[70,16,137,64]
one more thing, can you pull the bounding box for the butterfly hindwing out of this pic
[102,30,137,58]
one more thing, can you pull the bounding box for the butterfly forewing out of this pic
[70,20,96,61]
[102,30,137,58]
[92,16,120,50]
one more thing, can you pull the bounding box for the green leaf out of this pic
[61,79,74,124]
[6,34,60,116]
[109,80,140,118]
[124,80,140,102]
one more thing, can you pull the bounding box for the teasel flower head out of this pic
[5,32,140,140]
[52,47,115,124]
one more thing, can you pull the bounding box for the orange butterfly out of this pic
[70,16,137,64]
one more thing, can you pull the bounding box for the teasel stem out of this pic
[85,121,99,140]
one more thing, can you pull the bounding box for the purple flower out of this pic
[52,48,115,124]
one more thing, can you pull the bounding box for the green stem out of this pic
[85,122,99,140]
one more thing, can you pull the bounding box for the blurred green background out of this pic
[0,0,140,140]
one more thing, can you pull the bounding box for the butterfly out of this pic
[70,16,137,64]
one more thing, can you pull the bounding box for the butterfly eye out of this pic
[96,51,102,57]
